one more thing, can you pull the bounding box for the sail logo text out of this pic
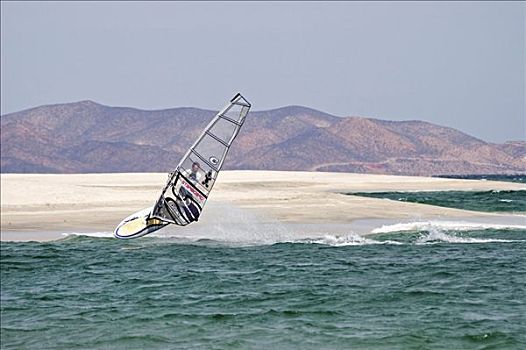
[182,181,205,201]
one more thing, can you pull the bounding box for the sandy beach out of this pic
[1,171,524,241]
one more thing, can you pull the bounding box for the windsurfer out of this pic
[176,161,203,222]
[188,162,202,183]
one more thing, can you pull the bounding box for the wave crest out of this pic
[371,221,526,234]
[415,230,519,245]
[295,234,402,246]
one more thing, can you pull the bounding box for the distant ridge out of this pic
[1,101,524,175]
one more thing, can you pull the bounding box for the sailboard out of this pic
[114,93,251,239]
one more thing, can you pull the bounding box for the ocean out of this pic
[2,191,526,349]
[434,174,526,184]
[349,190,526,213]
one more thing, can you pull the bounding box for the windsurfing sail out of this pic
[151,93,251,226]
[114,93,251,239]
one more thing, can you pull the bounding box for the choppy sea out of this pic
[1,189,525,349]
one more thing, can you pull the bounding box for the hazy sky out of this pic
[1,1,524,142]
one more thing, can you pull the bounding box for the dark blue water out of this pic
[434,174,526,184]
[2,227,526,349]
[349,190,526,213]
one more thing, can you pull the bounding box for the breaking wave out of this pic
[371,221,526,234]
[291,233,403,246]
[59,222,526,247]
[414,230,520,245]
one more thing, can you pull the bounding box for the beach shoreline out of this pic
[1,171,524,241]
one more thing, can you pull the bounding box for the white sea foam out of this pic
[59,215,525,247]
[59,228,525,247]
[415,229,521,245]
[371,221,526,234]
[296,233,403,246]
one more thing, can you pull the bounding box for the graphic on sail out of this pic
[114,93,251,239]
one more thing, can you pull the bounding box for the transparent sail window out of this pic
[193,134,228,170]
[221,103,249,124]
[209,117,240,144]
[179,154,217,193]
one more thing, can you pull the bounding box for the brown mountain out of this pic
[1,101,524,175]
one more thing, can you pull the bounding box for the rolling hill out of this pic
[1,101,524,175]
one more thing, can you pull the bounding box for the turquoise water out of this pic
[350,190,526,213]
[2,227,526,349]
[434,174,526,184]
